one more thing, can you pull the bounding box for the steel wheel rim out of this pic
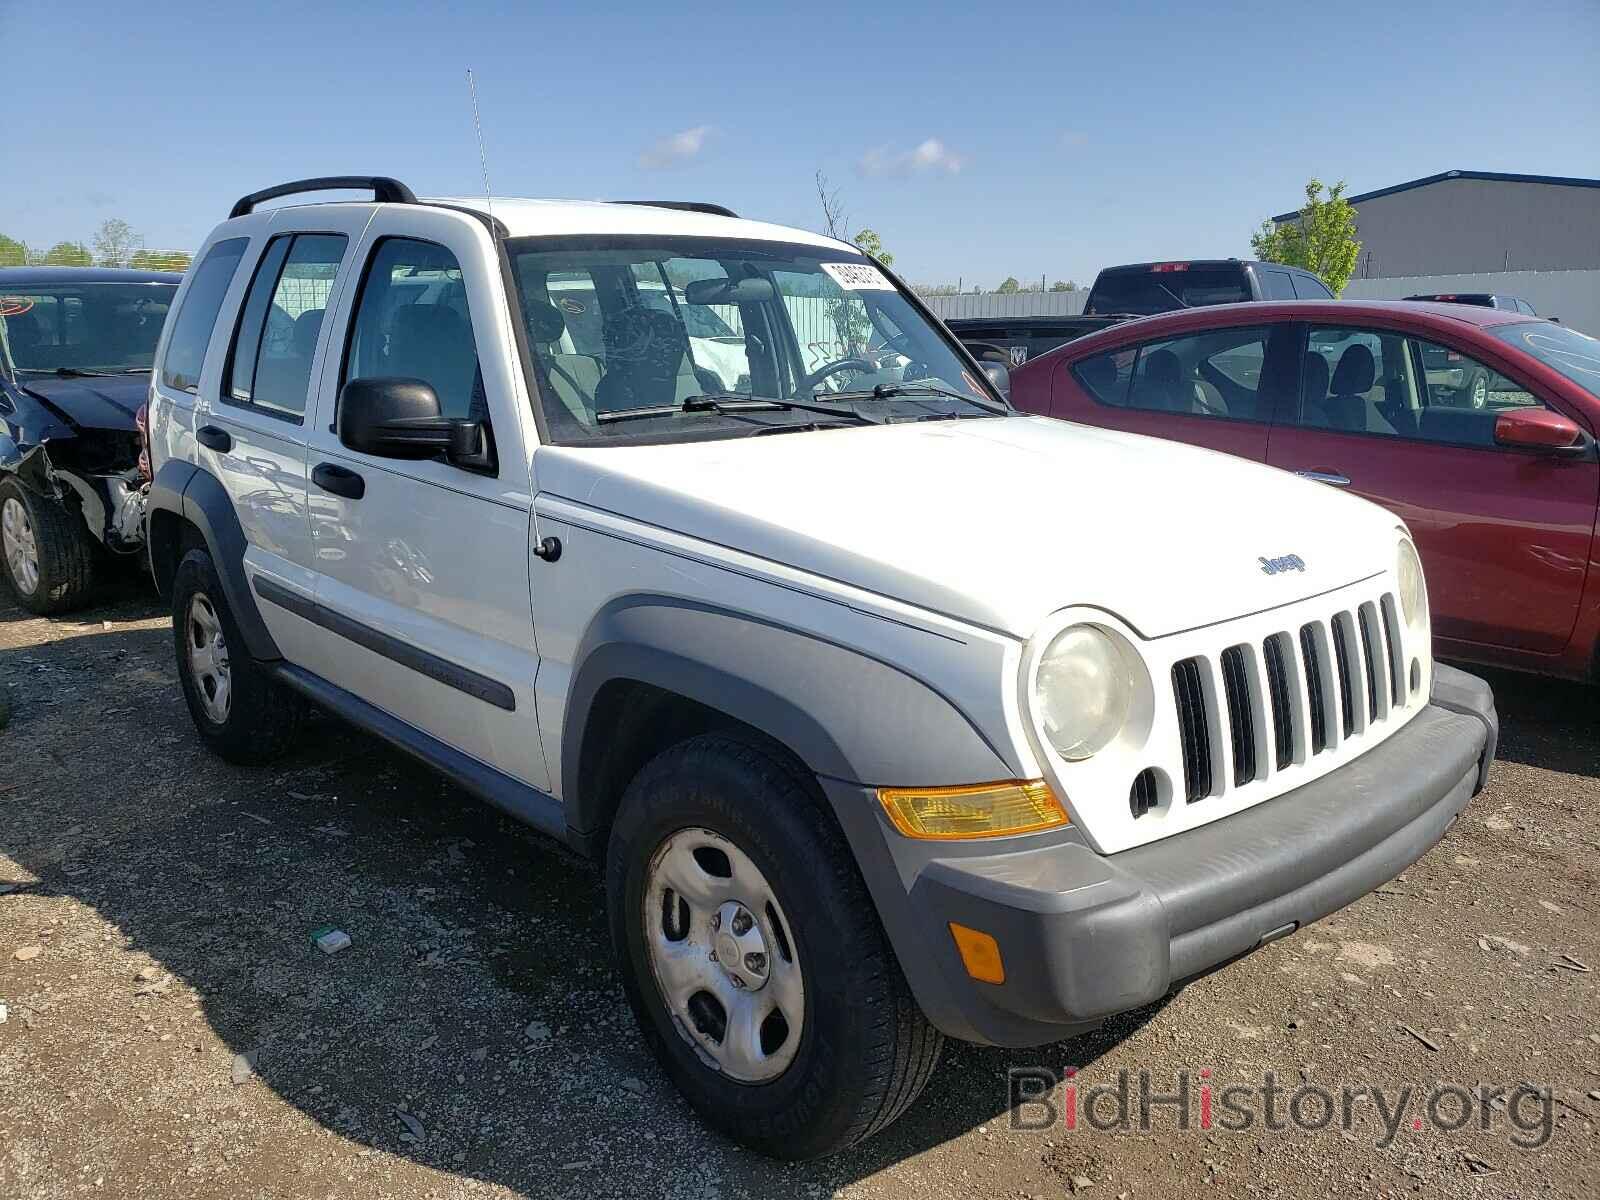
[1,497,40,595]
[1470,375,1488,408]
[186,594,232,723]
[643,827,805,1084]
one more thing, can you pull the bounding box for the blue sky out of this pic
[6,0,1596,287]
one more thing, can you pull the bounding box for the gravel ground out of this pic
[2,581,1597,1199]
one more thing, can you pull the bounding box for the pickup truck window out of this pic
[1085,267,1250,315]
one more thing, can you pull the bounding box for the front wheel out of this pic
[0,478,99,615]
[1464,370,1489,409]
[606,733,943,1159]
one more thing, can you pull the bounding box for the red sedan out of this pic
[1009,300,1600,679]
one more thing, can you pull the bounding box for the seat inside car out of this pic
[1317,344,1396,435]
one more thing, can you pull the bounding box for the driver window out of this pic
[343,238,486,424]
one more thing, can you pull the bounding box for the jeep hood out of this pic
[536,415,1396,641]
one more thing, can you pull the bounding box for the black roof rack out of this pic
[612,200,738,218]
[229,176,418,219]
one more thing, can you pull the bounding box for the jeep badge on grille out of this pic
[1259,554,1307,575]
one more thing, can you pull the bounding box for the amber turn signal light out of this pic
[876,779,1067,840]
[949,922,1005,984]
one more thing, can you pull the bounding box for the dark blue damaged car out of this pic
[0,267,179,613]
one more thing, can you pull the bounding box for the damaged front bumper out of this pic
[4,437,148,555]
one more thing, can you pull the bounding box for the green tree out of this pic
[130,249,193,272]
[1050,279,1078,292]
[93,218,140,267]
[42,241,93,267]
[1251,178,1361,296]
[996,276,1021,294]
[852,228,893,268]
[0,234,27,267]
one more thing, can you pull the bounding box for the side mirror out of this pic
[1494,407,1587,456]
[338,377,493,471]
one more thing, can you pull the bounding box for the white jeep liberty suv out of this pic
[145,177,1497,1158]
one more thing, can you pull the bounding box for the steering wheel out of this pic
[799,357,873,394]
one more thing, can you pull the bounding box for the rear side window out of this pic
[225,234,347,419]
[1070,348,1136,404]
[1260,269,1296,300]
[344,238,484,422]
[1291,273,1334,299]
[160,238,248,391]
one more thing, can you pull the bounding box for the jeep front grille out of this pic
[1166,591,1411,805]
[1171,657,1212,804]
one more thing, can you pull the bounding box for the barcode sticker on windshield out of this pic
[822,261,895,291]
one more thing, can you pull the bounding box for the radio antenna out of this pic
[466,68,495,225]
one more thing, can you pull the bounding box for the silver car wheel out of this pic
[643,827,805,1084]
[186,594,232,723]
[2,497,40,595]
[1469,374,1488,409]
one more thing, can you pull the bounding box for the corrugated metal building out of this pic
[1273,170,1600,279]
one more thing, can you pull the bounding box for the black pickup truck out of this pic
[946,259,1334,370]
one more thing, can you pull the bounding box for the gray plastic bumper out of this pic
[824,664,1495,1048]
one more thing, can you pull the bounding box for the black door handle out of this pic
[312,462,365,500]
[195,425,232,453]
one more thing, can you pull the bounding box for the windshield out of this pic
[507,236,998,442]
[1490,321,1600,400]
[1086,267,1250,316]
[0,282,176,377]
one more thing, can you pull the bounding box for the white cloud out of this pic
[638,125,711,170]
[857,137,966,178]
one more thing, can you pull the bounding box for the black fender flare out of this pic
[561,594,1017,835]
[146,458,281,661]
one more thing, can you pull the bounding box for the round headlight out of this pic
[1034,624,1134,761]
[1397,540,1427,628]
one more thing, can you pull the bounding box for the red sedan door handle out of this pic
[1296,468,1351,487]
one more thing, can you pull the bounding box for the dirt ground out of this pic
[2,579,1597,1200]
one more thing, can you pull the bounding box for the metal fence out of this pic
[1342,270,1599,337]
[920,290,1089,321]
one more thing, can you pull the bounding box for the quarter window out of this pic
[161,238,249,392]
[226,233,347,419]
[344,238,485,422]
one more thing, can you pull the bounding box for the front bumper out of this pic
[824,664,1496,1047]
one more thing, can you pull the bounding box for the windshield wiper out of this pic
[16,367,119,378]
[596,393,880,426]
[821,381,1009,416]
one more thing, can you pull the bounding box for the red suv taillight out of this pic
[135,403,152,483]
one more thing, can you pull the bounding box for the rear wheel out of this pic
[607,733,943,1159]
[172,548,303,763]
[0,478,99,615]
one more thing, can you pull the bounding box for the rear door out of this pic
[1053,321,1296,461]
[1265,321,1598,655]
[194,215,368,662]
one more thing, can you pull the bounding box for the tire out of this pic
[0,477,99,615]
[1464,370,1489,409]
[171,548,303,764]
[607,733,943,1159]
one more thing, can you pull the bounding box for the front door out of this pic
[1266,322,1599,656]
[302,212,550,791]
